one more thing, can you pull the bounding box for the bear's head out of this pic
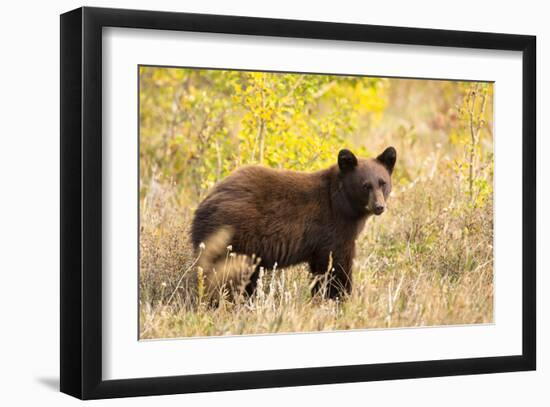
[337,147,396,217]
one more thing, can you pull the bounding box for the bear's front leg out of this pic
[309,251,353,300]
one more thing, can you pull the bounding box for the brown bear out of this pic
[191,147,396,300]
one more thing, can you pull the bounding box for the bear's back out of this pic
[202,165,326,211]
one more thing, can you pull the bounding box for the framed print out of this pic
[60,6,536,400]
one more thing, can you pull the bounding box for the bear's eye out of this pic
[379,179,386,187]
[363,182,372,190]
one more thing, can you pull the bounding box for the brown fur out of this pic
[191,147,396,299]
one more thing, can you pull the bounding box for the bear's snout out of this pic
[373,204,385,215]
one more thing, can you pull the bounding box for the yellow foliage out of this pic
[139,67,493,210]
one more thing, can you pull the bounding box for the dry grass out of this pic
[139,162,494,339]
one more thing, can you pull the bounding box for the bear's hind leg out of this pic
[243,267,261,298]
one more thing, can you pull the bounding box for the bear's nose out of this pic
[373,204,385,215]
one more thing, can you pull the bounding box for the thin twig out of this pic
[166,249,203,305]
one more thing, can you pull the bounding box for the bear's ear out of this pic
[338,149,358,172]
[376,146,397,174]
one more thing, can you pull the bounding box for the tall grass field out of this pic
[139,67,494,339]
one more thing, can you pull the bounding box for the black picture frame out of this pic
[60,6,536,400]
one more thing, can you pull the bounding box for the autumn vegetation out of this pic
[139,66,494,339]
